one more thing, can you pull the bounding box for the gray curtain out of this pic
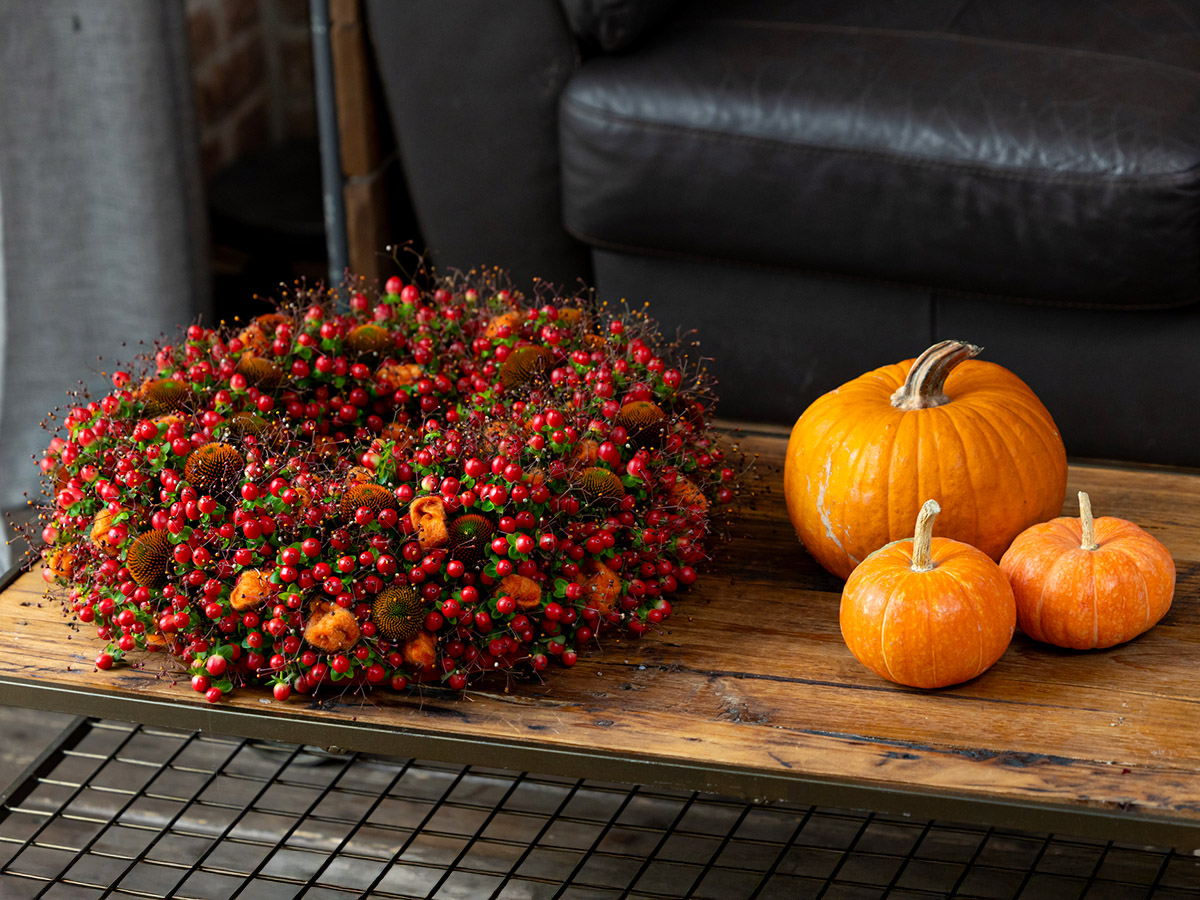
[0,0,209,568]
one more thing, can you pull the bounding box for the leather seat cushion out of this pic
[559,1,1200,308]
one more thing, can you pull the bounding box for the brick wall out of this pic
[187,0,317,179]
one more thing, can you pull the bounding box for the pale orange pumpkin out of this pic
[841,499,1016,689]
[785,340,1067,580]
[999,491,1174,649]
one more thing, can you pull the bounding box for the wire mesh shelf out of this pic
[1,719,1197,899]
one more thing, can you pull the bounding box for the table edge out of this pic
[1,674,1196,852]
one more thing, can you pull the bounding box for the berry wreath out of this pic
[34,266,742,703]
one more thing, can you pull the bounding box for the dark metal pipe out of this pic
[310,0,349,297]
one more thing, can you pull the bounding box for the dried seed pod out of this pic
[580,466,626,502]
[616,401,666,444]
[222,411,270,442]
[340,483,397,519]
[236,355,284,390]
[499,346,554,390]
[448,513,495,565]
[371,585,424,641]
[126,529,171,588]
[346,323,392,356]
[184,442,243,495]
[141,378,189,417]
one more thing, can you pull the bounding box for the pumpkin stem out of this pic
[910,499,941,572]
[1079,491,1098,551]
[890,340,982,410]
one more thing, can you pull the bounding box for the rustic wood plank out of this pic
[3,433,1199,844]
[331,15,382,177]
[344,167,392,282]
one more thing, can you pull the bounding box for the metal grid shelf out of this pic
[1,719,1198,900]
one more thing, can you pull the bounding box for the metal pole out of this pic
[310,0,349,296]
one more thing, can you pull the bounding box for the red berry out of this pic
[205,655,227,676]
[96,652,114,670]
[205,686,223,703]
[273,682,291,702]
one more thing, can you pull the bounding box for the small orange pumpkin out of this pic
[999,492,1175,649]
[786,340,1067,580]
[840,499,1016,689]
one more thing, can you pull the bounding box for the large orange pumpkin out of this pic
[785,340,1067,580]
[999,491,1175,649]
[841,499,1016,689]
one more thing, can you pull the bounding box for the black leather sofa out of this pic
[366,1,1200,467]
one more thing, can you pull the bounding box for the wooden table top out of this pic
[2,431,1198,848]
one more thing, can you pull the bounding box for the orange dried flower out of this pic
[410,495,448,549]
[484,310,520,339]
[573,440,599,466]
[497,574,542,611]
[90,509,121,556]
[44,544,78,581]
[345,466,374,485]
[582,567,622,616]
[304,600,360,653]
[230,569,272,612]
[376,363,423,391]
[402,631,437,670]
[668,477,709,514]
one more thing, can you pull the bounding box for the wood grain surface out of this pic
[2,431,1199,843]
